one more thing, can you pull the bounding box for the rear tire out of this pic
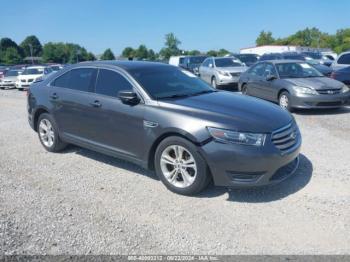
[279,91,293,112]
[155,136,211,195]
[37,113,67,152]
[241,84,248,95]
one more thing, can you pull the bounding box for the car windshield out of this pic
[129,66,215,99]
[50,66,60,71]
[22,68,43,75]
[5,70,19,77]
[276,62,324,78]
[189,56,207,64]
[303,52,322,59]
[215,58,242,67]
[234,55,258,63]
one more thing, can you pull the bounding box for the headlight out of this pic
[294,86,318,95]
[207,127,266,146]
[217,70,230,77]
[342,85,349,93]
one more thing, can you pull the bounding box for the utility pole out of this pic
[29,43,34,64]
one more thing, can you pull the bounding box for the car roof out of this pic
[27,66,45,69]
[76,60,172,71]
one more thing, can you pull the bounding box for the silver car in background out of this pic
[199,57,247,89]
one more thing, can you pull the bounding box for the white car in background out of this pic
[0,69,23,89]
[168,55,186,66]
[331,51,350,70]
[16,66,53,90]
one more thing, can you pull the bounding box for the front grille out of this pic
[21,79,26,83]
[230,72,241,77]
[317,89,341,95]
[28,79,34,82]
[272,122,298,153]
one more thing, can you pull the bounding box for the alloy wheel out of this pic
[160,145,197,188]
[279,94,289,109]
[38,119,55,147]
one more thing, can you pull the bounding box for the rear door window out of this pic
[95,69,133,97]
[338,54,350,65]
[68,68,97,92]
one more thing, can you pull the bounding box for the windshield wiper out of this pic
[158,93,192,99]
[190,90,217,96]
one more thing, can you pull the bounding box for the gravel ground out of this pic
[0,89,349,255]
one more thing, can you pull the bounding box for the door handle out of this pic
[89,100,102,108]
[50,93,58,100]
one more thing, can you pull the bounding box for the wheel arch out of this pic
[33,107,50,131]
[277,88,290,100]
[147,131,207,170]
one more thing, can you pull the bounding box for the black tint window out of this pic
[95,69,133,97]
[249,63,266,77]
[338,54,350,65]
[68,68,96,92]
[264,63,278,77]
[53,71,71,88]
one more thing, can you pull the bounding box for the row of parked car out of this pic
[169,51,350,111]
[0,64,64,90]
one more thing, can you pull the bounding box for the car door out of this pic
[89,68,145,160]
[245,63,266,98]
[259,63,279,101]
[49,67,99,142]
[199,58,210,83]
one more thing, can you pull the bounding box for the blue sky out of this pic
[1,0,349,55]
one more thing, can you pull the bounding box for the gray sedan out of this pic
[238,60,350,111]
[199,57,247,89]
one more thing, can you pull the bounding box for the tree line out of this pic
[256,27,350,53]
[1,28,349,65]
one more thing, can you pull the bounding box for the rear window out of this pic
[52,68,96,92]
[338,54,350,65]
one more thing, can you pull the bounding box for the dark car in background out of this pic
[238,60,350,111]
[331,66,350,86]
[259,52,333,77]
[232,53,259,67]
[27,61,301,195]
[179,55,207,75]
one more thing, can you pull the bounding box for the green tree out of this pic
[100,48,115,60]
[42,42,68,63]
[206,50,218,57]
[135,45,148,60]
[2,47,22,64]
[217,48,230,56]
[0,37,23,63]
[122,47,135,59]
[256,31,275,46]
[86,52,96,61]
[20,35,42,57]
[159,33,181,59]
[147,49,156,60]
[187,50,201,56]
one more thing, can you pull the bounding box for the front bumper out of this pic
[0,82,16,88]
[217,76,240,85]
[199,130,301,187]
[291,92,350,108]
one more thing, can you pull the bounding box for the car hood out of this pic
[159,92,292,133]
[217,66,247,73]
[2,76,17,81]
[285,77,344,90]
[18,74,42,79]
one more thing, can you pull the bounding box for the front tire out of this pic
[211,76,218,89]
[37,113,67,152]
[279,91,293,112]
[155,136,211,195]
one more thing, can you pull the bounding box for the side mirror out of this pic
[266,75,277,81]
[118,90,140,105]
[209,63,213,68]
